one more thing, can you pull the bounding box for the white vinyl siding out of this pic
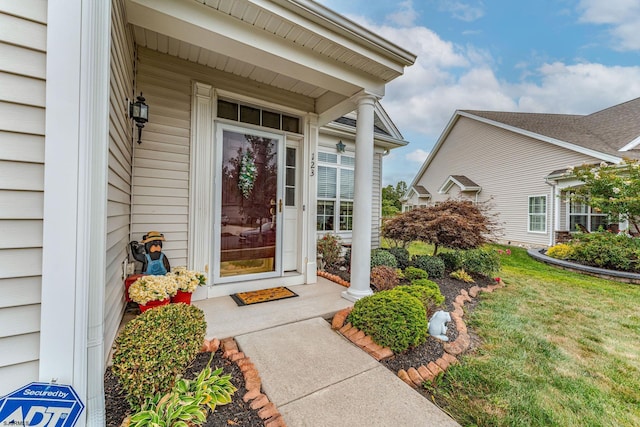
[415,116,601,247]
[0,1,47,395]
[131,49,192,268]
[105,0,135,362]
[528,196,547,233]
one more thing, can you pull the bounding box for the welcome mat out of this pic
[231,287,298,306]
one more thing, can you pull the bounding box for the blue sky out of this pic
[316,0,640,186]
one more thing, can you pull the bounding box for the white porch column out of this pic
[343,94,376,302]
[42,0,110,425]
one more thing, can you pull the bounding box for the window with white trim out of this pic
[569,200,608,232]
[528,196,547,232]
[316,151,354,231]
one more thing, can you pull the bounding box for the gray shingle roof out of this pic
[450,175,479,188]
[462,97,640,158]
[334,116,391,136]
[414,185,430,196]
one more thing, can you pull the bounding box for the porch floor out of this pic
[193,276,353,339]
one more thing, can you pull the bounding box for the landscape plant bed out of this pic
[104,349,264,427]
[324,269,495,380]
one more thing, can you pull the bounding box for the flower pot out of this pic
[138,297,170,313]
[171,290,192,305]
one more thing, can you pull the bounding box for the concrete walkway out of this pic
[194,279,460,426]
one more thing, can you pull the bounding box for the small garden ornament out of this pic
[130,231,171,275]
[428,310,451,341]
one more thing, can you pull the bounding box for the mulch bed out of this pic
[323,264,494,374]
[105,349,264,426]
[379,275,493,374]
[105,273,495,426]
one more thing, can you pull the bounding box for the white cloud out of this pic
[386,0,419,27]
[437,1,485,22]
[514,62,640,114]
[406,149,430,163]
[578,0,640,51]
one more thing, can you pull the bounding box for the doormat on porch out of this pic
[231,287,298,306]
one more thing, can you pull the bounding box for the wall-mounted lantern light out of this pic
[129,92,149,144]
[336,140,346,153]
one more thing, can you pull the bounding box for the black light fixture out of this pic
[129,92,149,144]
[336,140,346,153]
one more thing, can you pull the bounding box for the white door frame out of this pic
[212,123,284,284]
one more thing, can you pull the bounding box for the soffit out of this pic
[128,0,413,118]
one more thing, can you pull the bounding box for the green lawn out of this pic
[431,245,640,427]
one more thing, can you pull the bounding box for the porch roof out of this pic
[125,0,416,125]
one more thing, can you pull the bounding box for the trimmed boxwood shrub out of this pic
[371,248,398,268]
[394,282,444,317]
[404,266,428,281]
[412,255,445,278]
[460,249,501,277]
[385,247,410,270]
[438,250,463,271]
[111,304,206,410]
[347,290,428,353]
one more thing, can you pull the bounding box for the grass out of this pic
[431,245,640,426]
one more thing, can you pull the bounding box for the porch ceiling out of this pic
[126,0,415,123]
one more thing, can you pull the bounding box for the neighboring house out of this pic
[317,103,408,248]
[0,0,415,421]
[404,97,640,247]
[401,185,431,211]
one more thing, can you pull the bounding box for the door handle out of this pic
[279,199,283,212]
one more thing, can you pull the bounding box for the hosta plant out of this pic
[128,358,237,427]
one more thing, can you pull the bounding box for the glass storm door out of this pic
[216,125,282,281]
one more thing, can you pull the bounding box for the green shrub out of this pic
[450,268,475,283]
[317,234,343,268]
[370,265,400,291]
[347,290,428,353]
[404,266,428,281]
[394,282,444,317]
[371,248,398,268]
[460,249,501,277]
[438,250,463,271]
[385,247,411,269]
[412,255,445,278]
[410,278,440,293]
[111,304,206,410]
[546,243,575,260]
[569,232,640,272]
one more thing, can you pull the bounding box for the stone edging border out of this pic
[329,279,505,389]
[201,337,287,427]
[317,270,350,287]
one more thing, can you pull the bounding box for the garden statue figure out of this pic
[428,310,451,341]
[130,231,171,275]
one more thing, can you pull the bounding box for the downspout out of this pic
[544,177,556,247]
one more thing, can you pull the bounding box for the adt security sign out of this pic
[0,382,84,427]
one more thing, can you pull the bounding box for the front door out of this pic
[214,124,283,282]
